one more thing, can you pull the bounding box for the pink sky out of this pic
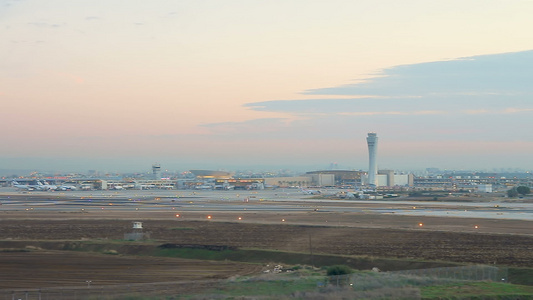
[2,0,533,172]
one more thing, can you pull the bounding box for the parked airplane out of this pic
[39,181,58,191]
[301,188,321,195]
[58,184,77,191]
[12,180,40,191]
[195,185,213,190]
[139,184,156,190]
[12,180,78,191]
[12,180,55,191]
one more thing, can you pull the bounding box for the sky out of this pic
[1,0,533,173]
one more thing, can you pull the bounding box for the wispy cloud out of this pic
[504,108,533,114]
[27,22,64,28]
[229,50,533,148]
[2,0,23,8]
[339,110,447,116]
[243,51,533,120]
[303,50,533,97]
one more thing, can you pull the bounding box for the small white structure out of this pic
[125,221,149,241]
[362,172,414,187]
[132,222,143,229]
[477,184,493,193]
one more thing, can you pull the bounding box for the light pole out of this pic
[86,280,92,288]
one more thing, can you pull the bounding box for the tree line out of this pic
[507,186,531,198]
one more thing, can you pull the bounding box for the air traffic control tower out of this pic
[366,132,378,186]
[152,163,161,180]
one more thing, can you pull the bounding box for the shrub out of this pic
[507,188,519,198]
[516,186,531,196]
[326,265,353,276]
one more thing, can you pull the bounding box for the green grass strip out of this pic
[421,282,533,299]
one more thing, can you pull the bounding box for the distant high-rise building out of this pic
[366,133,378,186]
[152,163,161,180]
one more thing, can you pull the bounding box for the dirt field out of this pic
[0,251,260,288]
[1,214,532,267]
[0,206,532,295]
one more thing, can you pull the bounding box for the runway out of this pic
[1,187,532,221]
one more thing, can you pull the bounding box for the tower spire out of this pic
[366,132,378,186]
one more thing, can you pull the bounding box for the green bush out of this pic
[507,188,519,198]
[326,265,353,276]
[517,186,531,196]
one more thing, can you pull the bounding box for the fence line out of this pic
[389,265,507,282]
[328,265,508,291]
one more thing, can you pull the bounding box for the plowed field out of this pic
[0,207,532,295]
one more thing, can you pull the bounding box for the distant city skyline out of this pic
[2,1,533,172]
[0,162,531,178]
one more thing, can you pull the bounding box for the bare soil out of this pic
[0,208,532,294]
[0,251,259,289]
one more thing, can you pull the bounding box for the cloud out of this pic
[243,50,533,118]
[2,0,23,8]
[338,110,447,116]
[504,108,533,114]
[245,96,533,116]
[462,108,533,115]
[303,50,533,97]
[189,50,533,171]
[27,22,64,28]
[233,49,533,148]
